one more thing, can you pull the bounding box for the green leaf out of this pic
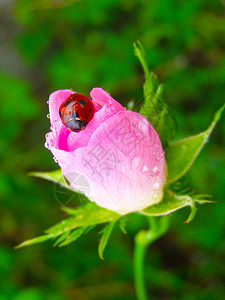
[98,221,116,260]
[133,41,176,146]
[141,190,197,223]
[166,104,225,184]
[16,202,120,248]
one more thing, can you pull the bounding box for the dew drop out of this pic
[127,100,134,110]
[105,108,110,113]
[150,166,159,177]
[47,114,50,119]
[153,166,158,173]
[47,100,49,104]
[156,153,164,161]
[53,156,58,163]
[152,182,160,189]
[44,140,50,149]
[141,165,148,174]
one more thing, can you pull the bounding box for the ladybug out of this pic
[59,93,95,132]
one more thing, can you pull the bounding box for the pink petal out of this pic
[47,89,124,152]
[49,90,74,125]
[47,93,166,214]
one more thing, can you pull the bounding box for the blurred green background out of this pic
[0,0,224,299]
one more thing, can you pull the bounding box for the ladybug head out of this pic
[65,112,87,132]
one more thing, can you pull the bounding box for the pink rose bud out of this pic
[45,88,166,214]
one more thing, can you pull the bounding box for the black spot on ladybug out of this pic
[89,108,92,113]
[64,100,70,107]
[78,100,86,105]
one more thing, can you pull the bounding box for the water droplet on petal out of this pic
[47,100,49,104]
[53,156,58,163]
[152,182,160,189]
[155,152,164,161]
[150,166,159,177]
[44,140,50,149]
[47,114,50,119]
[153,166,158,173]
[141,165,148,174]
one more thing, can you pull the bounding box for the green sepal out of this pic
[141,190,214,223]
[53,225,96,247]
[15,234,55,249]
[29,169,88,197]
[166,104,225,184]
[119,217,128,234]
[58,226,88,247]
[53,230,71,247]
[16,202,120,249]
[46,202,119,235]
[134,41,176,146]
[98,221,117,260]
[29,169,67,187]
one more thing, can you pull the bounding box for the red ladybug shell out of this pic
[59,93,95,132]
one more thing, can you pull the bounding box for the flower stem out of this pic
[134,216,169,300]
[134,238,148,300]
